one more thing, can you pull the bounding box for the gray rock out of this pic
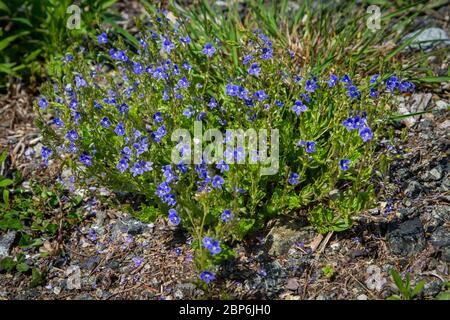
[422,205,449,233]
[405,181,422,198]
[81,256,101,270]
[173,282,201,298]
[435,100,449,111]
[112,215,152,236]
[397,94,432,127]
[430,226,450,248]
[404,28,450,51]
[429,166,443,181]
[265,219,316,256]
[387,218,427,256]
[286,278,300,292]
[0,231,17,259]
[423,279,443,298]
[441,247,450,263]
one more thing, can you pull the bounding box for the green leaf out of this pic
[417,76,450,83]
[0,31,30,52]
[0,179,13,187]
[16,262,30,273]
[411,280,425,298]
[234,218,255,240]
[436,292,450,300]
[3,189,9,204]
[0,1,10,14]
[29,268,44,288]
[390,269,406,294]
[0,257,16,272]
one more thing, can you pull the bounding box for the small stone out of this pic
[265,219,315,256]
[329,189,340,201]
[387,218,427,256]
[429,167,443,181]
[286,278,300,292]
[423,280,443,298]
[66,265,81,290]
[404,28,450,51]
[81,256,101,270]
[368,208,380,216]
[405,181,422,198]
[438,120,450,131]
[430,226,450,249]
[357,294,368,300]
[330,242,341,251]
[435,100,448,111]
[53,286,61,295]
[0,231,17,259]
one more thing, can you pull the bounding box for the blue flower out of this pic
[208,97,217,109]
[115,122,125,136]
[118,103,129,114]
[199,271,215,283]
[153,112,163,123]
[202,237,221,255]
[180,36,190,44]
[225,83,238,96]
[289,172,299,185]
[254,90,268,101]
[275,100,283,108]
[65,130,78,142]
[155,181,171,198]
[216,161,229,173]
[202,236,213,249]
[133,62,144,75]
[38,97,48,109]
[369,74,379,84]
[202,42,216,57]
[248,63,261,76]
[212,175,225,189]
[131,162,143,177]
[80,152,92,166]
[340,159,350,171]
[97,33,108,44]
[342,118,355,131]
[41,146,52,166]
[305,79,317,92]
[168,208,181,225]
[152,125,167,142]
[346,85,361,100]
[261,47,273,60]
[209,240,221,255]
[292,100,307,115]
[305,141,316,153]
[341,74,352,84]
[177,76,189,89]
[359,127,373,142]
[243,54,253,65]
[93,101,103,109]
[161,35,175,53]
[328,74,338,87]
[163,165,177,183]
[221,209,233,223]
[100,117,111,128]
[53,118,64,127]
[386,76,399,92]
[369,88,378,98]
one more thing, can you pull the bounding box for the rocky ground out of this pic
[0,88,448,300]
[0,2,449,300]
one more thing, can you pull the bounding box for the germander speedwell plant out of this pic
[36,11,413,284]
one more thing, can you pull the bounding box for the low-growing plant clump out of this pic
[36,10,415,284]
